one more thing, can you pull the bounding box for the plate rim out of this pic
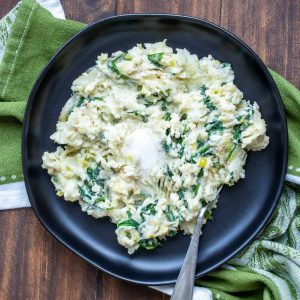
[22,13,288,285]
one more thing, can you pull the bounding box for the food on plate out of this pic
[42,41,269,254]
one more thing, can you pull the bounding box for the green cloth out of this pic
[0,0,84,183]
[1,0,300,299]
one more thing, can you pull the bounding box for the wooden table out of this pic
[0,1,299,299]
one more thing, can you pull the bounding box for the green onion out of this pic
[95,196,105,203]
[192,184,200,195]
[147,53,164,68]
[164,205,176,222]
[88,96,103,102]
[117,219,139,229]
[127,110,148,122]
[226,144,236,161]
[107,53,137,84]
[198,144,210,155]
[76,98,85,107]
[183,124,190,134]
[164,112,171,121]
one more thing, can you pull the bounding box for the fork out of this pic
[171,187,223,300]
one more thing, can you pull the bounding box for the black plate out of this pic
[22,15,287,285]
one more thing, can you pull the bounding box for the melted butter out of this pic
[122,128,162,172]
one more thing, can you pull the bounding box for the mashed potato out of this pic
[42,41,269,254]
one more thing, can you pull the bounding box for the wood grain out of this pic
[220,0,300,88]
[0,0,299,299]
[0,0,19,18]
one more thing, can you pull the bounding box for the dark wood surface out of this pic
[0,1,299,299]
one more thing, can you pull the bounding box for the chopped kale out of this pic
[166,165,173,178]
[79,166,107,206]
[52,175,59,183]
[168,230,177,237]
[183,124,190,134]
[204,210,213,221]
[127,110,148,122]
[180,113,187,121]
[147,52,164,68]
[221,62,231,68]
[177,189,185,200]
[161,101,168,112]
[164,205,176,222]
[162,141,171,153]
[141,203,157,216]
[87,166,104,186]
[164,112,171,121]
[176,137,183,145]
[197,140,205,148]
[137,94,152,106]
[186,153,197,164]
[107,53,127,76]
[177,145,185,159]
[233,123,246,143]
[107,53,137,83]
[206,120,224,136]
[200,85,208,96]
[203,96,216,111]
[139,238,161,250]
[201,199,207,207]
[79,183,94,202]
[192,184,200,195]
[233,107,253,143]
[197,169,204,178]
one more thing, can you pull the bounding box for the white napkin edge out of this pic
[37,0,65,19]
[0,1,298,299]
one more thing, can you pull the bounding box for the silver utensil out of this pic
[171,187,222,300]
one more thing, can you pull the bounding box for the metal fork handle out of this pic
[171,187,222,300]
[170,208,205,300]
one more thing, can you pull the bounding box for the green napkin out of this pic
[0,0,84,183]
[1,0,300,299]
